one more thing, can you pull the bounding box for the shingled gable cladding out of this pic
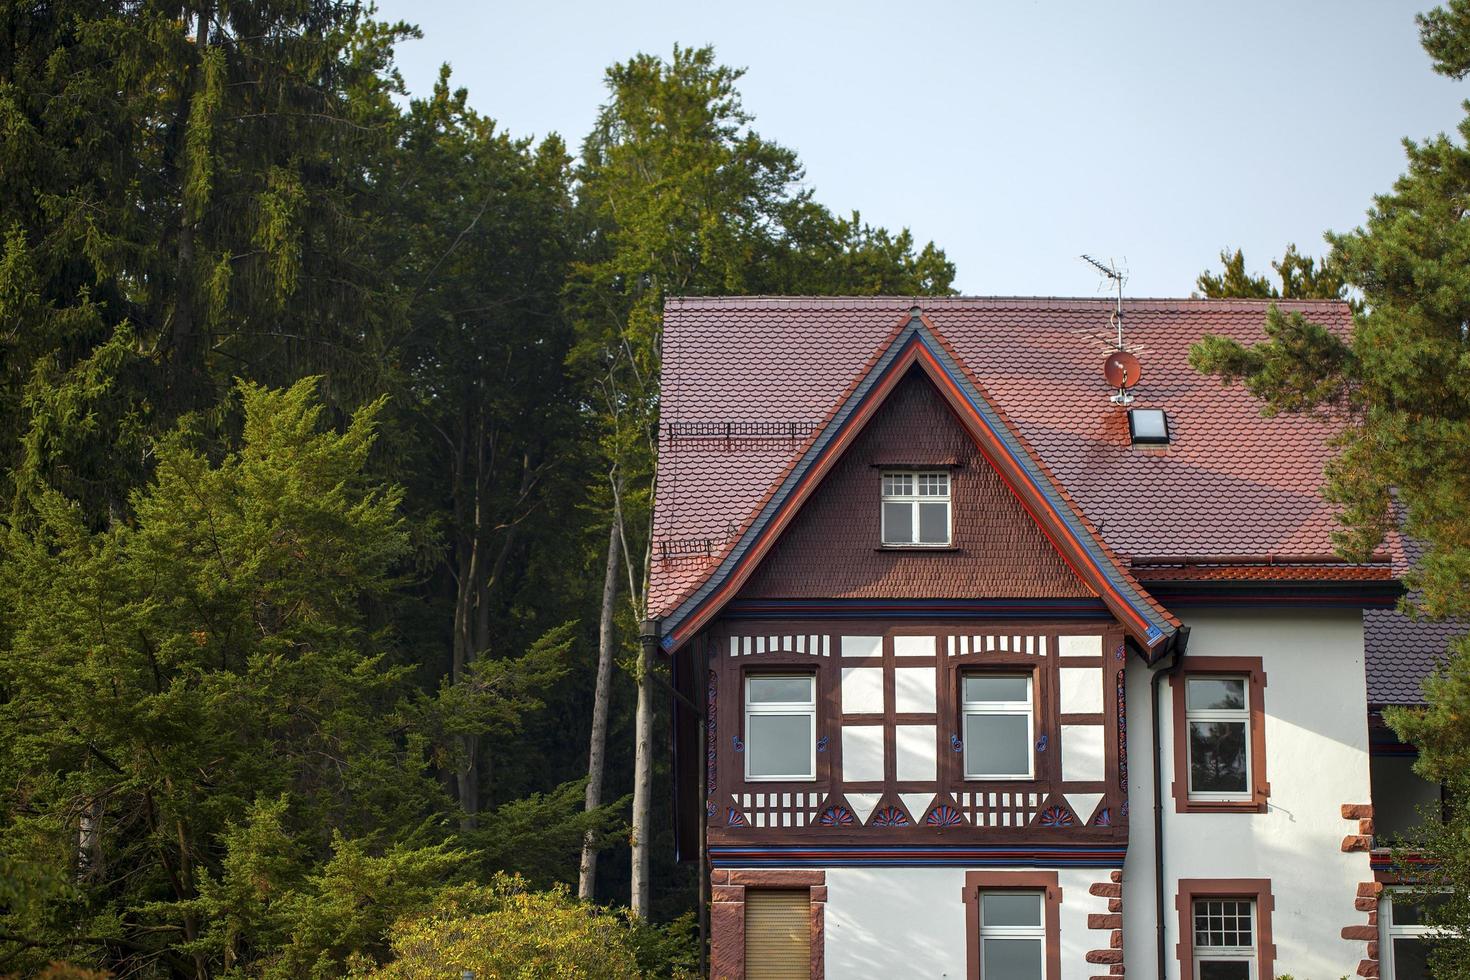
[739,368,1092,601]
[658,297,1436,979]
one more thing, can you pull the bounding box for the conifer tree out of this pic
[1191,3,1470,967]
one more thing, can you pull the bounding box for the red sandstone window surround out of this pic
[1174,878,1275,979]
[962,870,1061,980]
[1171,657,1269,814]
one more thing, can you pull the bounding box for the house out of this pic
[648,296,1452,979]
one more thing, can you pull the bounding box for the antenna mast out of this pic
[1080,255,1139,405]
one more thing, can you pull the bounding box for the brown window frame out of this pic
[1171,657,1269,814]
[1174,878,1275,979]
[957,665,1041,782]
[962,870,1061,980]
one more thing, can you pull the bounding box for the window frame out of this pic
[743,673,818,783]
[1171,658,1270,814]
[961,671,1036,781]
[880,469,952,547]
[1380,887,1448,979]
[1191,898,1257,980]
[1174,879,1275,980]
[1184,675,1252,803]
[963,871,1061,980]
[977,890,1046,978]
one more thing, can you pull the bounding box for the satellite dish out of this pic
[1103,350,1141,389]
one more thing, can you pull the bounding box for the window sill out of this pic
[874,545,960,552]
[1176,797,1268,814]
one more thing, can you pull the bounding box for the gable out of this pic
[656,311,1179,654]
[739,368,1093,600]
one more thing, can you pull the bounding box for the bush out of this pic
[356,874,644,979]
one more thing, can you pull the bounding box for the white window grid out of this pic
[1193,899,1256,980]
[1381,888,1447,979]
[962,674,1035,780]
[978,891,1045,979]
[880,470,951,546]
[1185,675,1252,802]
[744,675,817,782]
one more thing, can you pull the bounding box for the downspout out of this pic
[697,637,709,979]
[1152,628,1189,980]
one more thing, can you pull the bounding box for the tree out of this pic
[1194,245,1347,301]
[0,380,579,977]
[383,67,579,830]
[568,44,954,914]
[1189,3,1470,969]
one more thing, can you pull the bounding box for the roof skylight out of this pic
[1129,409,1170,446]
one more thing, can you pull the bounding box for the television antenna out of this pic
[1080,255,1140,405]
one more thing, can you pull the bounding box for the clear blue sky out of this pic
[373,0,1466,297]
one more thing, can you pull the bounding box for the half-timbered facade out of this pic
[651,297,1448,979]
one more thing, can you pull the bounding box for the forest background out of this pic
[5,0,1470,977]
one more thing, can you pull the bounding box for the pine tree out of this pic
[1190,3,1470,968]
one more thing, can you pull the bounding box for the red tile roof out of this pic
[651,296,1364,619]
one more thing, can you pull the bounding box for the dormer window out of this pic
[881,471,951,546]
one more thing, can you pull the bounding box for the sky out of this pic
[372,0,1466,297]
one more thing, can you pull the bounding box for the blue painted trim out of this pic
[721,598,1111,620]
[708,845,1127,869]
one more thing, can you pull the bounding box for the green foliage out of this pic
[1194,245,1347,301]
[353,874,649,979]
[1,9,949,975]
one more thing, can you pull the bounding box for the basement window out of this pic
[1129,408,1170,445]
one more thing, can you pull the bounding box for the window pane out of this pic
[918,502,949,543]
[1190,721,1248,793]
[964,675,1030,703]
[746,714,813,778]
[1188,677,1246,711]
[1390,892,1450,927]
[1392,937,1432,980]
[747,676,813,704]
[918,472,948,496]
[981,892,1042,927]
[883,501,913,543]
[882,473,912,496]
[981,938,1043,979]
[1198,963,1250,980]
[965,713,1031,776]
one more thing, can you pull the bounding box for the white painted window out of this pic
[978,891,1045,978]
[962,674,1034,779]
[1192,899,1256,979]
[1380,888,1447,979]
[744,675,816,781]
[1185,676,1251,801]
[881,470,950,546]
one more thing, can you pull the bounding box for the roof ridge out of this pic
[664,295,1351,311]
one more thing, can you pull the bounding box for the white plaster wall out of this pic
[1122,610,1371,979]
[824,866,1112,979]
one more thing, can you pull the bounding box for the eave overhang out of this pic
[658,311,1180,655]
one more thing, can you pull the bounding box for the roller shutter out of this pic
[744,889,811,978]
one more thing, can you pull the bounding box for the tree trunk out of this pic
[170,6,210,399]
[578,519,621,899]
[630,621,654,917]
